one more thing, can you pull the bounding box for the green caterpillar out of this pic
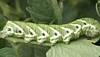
[0,18,100,45]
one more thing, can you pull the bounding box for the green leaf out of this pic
[18,44,34,57]
[26,0,53,24]
[26,0,63,24]
[50,0,63,24]
[0,39,5,48]
[3,37,100,57]
[30,45,50,57]
[0,47,17,57]
[46,37,100,57]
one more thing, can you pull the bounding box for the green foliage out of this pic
[62,3,78,23]
[0,0,26,21]
[0,0,100,57]
[0,47,18,57]
[26,0,53,24]
[17,44,34,57]
[26,0,63,24]
[47,38,100,57]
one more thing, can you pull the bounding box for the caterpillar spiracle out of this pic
[0,18,100,45]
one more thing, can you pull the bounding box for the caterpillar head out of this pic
[86,21,100,38]
[80,18,100,38]
[0,21,24,38]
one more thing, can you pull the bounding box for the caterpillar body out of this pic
[0,18,100,45]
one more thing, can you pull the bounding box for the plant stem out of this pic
[9,41,22,57]
[15,0,22,13]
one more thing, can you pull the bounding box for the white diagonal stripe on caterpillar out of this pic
[24,26,37,43]
[37,26,49,44]
[49,27,61,44]
[69,24,81,34]
[7,21,25,37]
[61,27,74,43]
